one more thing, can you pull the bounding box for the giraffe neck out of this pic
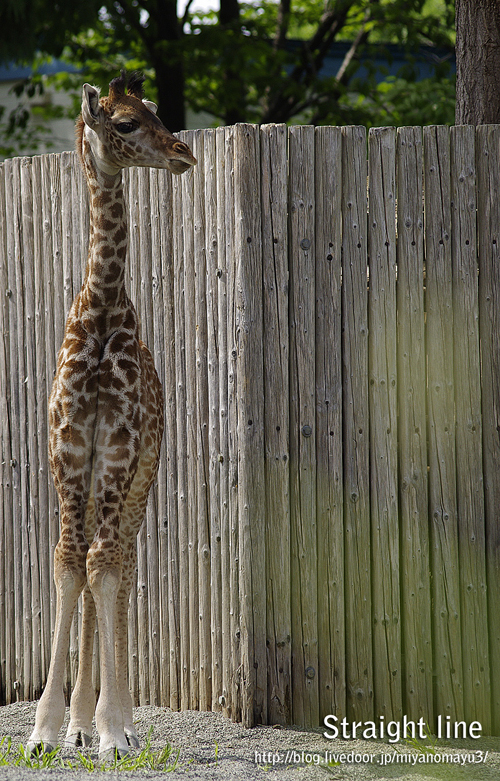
[78,141,130,331]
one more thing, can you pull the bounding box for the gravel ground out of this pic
[1,701,500,780]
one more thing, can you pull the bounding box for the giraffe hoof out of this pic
[27,740,56,756]
[99,746,130,763]
[65,731,92,749]
[125,730,140,749]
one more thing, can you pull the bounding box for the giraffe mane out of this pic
[75,114,85,166]
[126,72,146,100]
[108,70,145,102]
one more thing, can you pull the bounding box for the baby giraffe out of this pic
[28,72,196,760]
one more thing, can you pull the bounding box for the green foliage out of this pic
[0,729,181,772]
[403,722,438,754]
[0,0,456,157]
[0,0,103,61]
[0,738,64,769]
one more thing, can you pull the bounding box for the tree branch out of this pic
[182,0,196,27]
[335,7,370,83]
[274,0,291,51]
[262,0,355,123]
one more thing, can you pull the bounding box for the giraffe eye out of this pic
[116,122,136,134]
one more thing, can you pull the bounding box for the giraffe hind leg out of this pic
[65,583,96,748]
[115,540,141,749]
[28,470,93,753]
[87,426,142,756]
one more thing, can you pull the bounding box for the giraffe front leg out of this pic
[65,584,96,748]
[115,542,140,749]
[28,543,87,754]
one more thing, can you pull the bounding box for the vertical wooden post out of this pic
[9,159,26,701]
[424,125,463,723]
[40,154,57,682]
[181,130,199,711]
[368,127,401,722]
[193,130,212,711]
[216,126,231,719]
[2,159,16,704]
[158,167,178,710]
[21,157,39,702]
[0,161,7,706]
[233,124,266,727]
[341,126,372,723]
[204,129,222,713]
[396,127,433,725]
[224,126,241,721]
[172,150,190,711]
[451,125,490,732]
[289,125,319,728]
[261,123,291,725]
[315,126,345,723]
[150,166,169,707]
[476,124,500,733]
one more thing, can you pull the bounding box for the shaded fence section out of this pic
[0,124,499,735]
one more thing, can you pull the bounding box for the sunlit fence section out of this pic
[0,124,499,735]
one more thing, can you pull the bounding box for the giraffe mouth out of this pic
[167,159,196,175]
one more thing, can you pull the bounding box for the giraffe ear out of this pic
[143,99,158,115]
[82,83,102,127]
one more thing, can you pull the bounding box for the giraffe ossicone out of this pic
[28,71,196,761]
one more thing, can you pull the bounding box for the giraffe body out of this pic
[28,72,196,759]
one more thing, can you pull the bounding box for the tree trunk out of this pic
[218,0,245,125]
[455,0,500,124]
[154,55,186,132]
[144,0,186,131]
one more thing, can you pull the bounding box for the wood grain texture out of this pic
[158,167,178,710]
[224,126,241,721]
[192,130,212,712]
[233,124,266,727]
[149,166,168,707]
[396,127,433,723]
[172,150,190,712]
[0,161,7,706]
[314,126,345,723]
[182,130,200,711]
[424,125,463,722]
[204,129,222,713]
[341,126,372,723]
[450,126,490,732]
[216,125,231,719]
[260,123,291,725]
[476,124,500,733]
[289,125,319,728]
[21,157,39,701]
[368,127,401,722]
[3,159,16,705]
[9,159,26,701]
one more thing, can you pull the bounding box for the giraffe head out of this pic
[76,71,197,176]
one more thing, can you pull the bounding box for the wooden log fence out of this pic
[0,124,499,736]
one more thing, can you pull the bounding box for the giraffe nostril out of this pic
[173,142,189,154]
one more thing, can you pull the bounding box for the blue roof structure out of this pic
[0,59,79,82]
[0,43,454,85]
